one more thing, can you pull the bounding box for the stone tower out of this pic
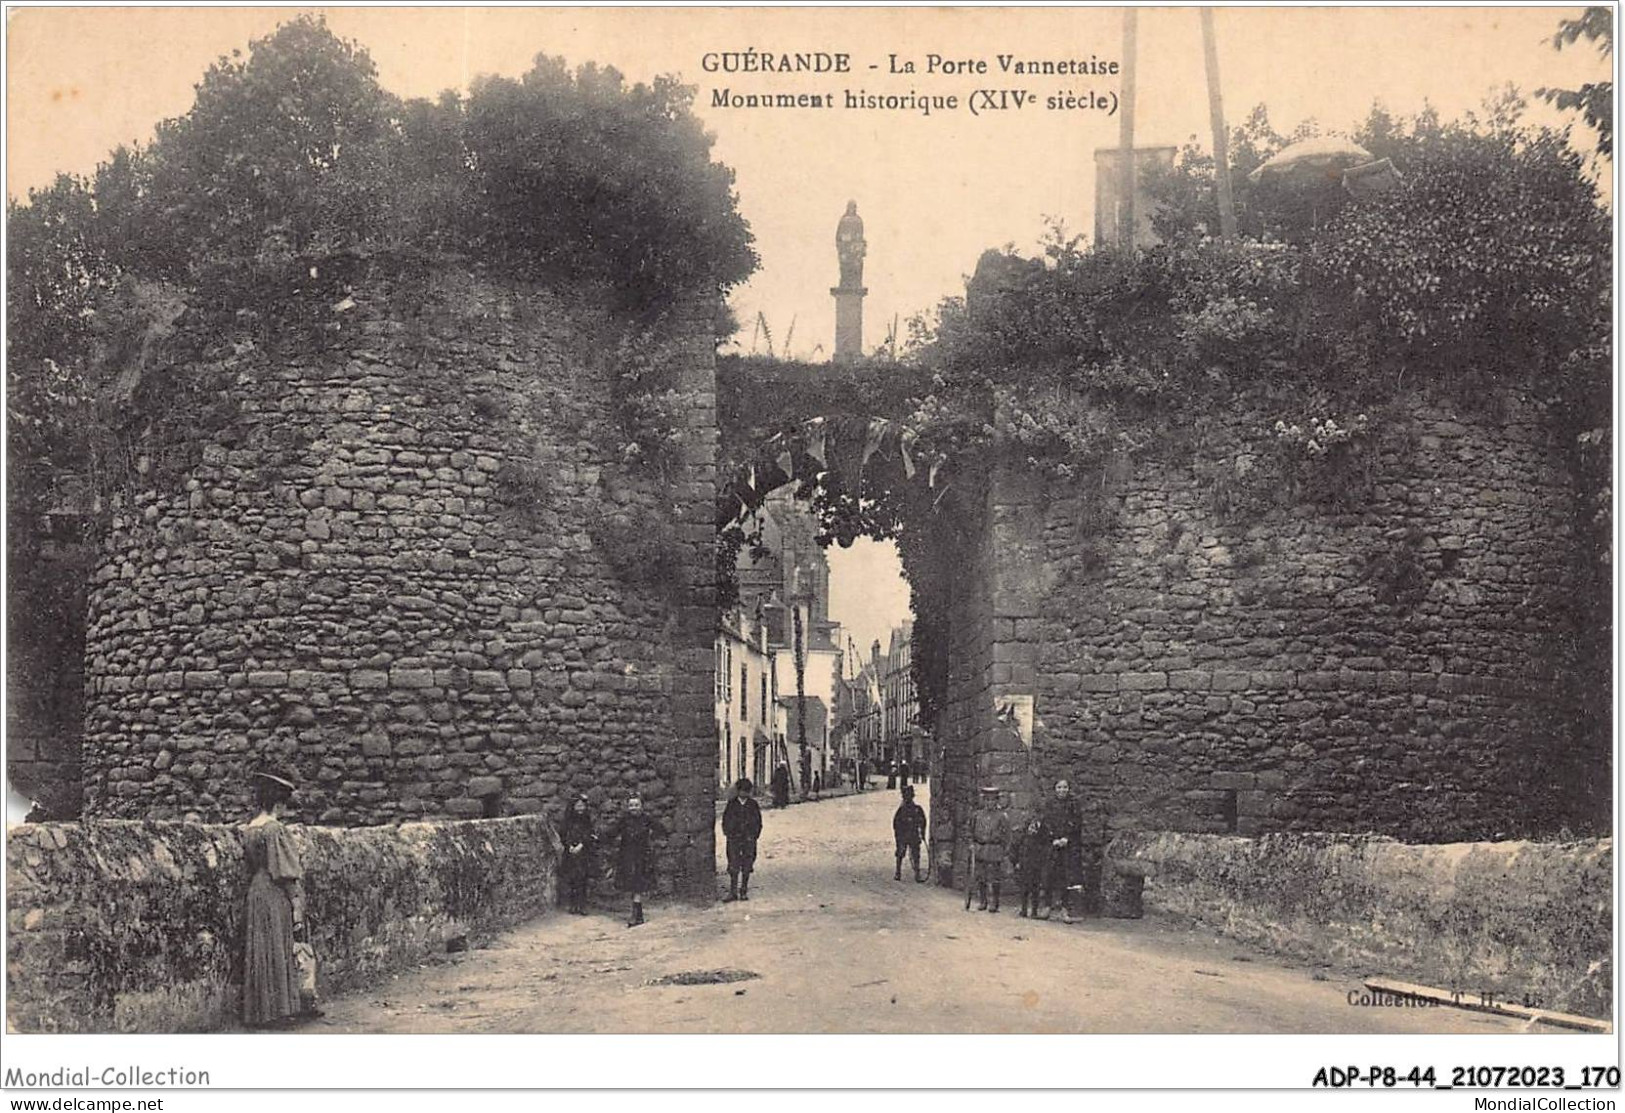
[831,201,867,362]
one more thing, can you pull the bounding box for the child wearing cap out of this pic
[970,785,1011,913]
[892,784,928,882]
[721,777,763,902]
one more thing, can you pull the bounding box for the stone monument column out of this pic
[831,201,867,362]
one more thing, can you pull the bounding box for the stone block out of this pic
[390,669,436,690]
[1236,790,1271,816]
[1120,672,1168,692]
[1169,670,1212,691]
[1211,671,1251,692]
[350,670,389,690]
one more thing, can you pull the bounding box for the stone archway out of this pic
[712,354,1029,889]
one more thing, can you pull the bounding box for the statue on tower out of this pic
[836,201,866,288]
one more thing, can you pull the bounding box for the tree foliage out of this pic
[1538,6,1614,157]
[906,96,1610,480]
[8,14,758,503]
[6,16,759,760]
[11,15,755,314]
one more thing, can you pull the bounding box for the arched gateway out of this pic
[80,260,1595,902]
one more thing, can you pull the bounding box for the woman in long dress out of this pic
[242,768,305,1028]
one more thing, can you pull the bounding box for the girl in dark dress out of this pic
[559,795,596,915]
[242,768,305,1028]
[613,795,662,927]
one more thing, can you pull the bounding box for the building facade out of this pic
[731,489,848,792]
[880,621,922,777]
[714,606,781,792]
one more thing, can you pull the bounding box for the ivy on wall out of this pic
[8,15,759,664]
[899,98,1608,543]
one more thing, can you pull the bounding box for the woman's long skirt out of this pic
[242,870,300,1026]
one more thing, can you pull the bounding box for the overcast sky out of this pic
[7,5,1610,650]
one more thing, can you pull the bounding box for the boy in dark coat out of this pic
[1014,815,1052,918]
[613,795,663,927]
[721,777,763,902]
[892,784,928,882]
[970,785,1012,913]
[559,794,597,915]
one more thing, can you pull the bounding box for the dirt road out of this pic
[309,786,1534,1034]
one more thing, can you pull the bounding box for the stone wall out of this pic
[1014,394,1583,842]
[928,470,1047,887]
[80,262,718,895]
[6,529,92,816]
[1109,831,1613,1021]
[928,483,994,886]
[7,815,558,1032]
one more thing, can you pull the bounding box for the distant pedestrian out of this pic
[970,785,1011,913]
[1040,779,1083,923]
[1015,815,1052,919]
[858,760,869,790]
[813,770,823,796]
[242,766,309,1028]
[613,795,662,927]
[899,758,911,785]
[771,761,791,808]
[559,794,596,915]
[721,778,763,902]
[886,761,897,790]
[892,784,927,882]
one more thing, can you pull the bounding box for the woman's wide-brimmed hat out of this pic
[979,784,1000,795]
[251,767,296,792]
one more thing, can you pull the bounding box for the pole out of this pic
[793,605,807,764]
[1201,8,1238,240]
[1117,8,1139,248]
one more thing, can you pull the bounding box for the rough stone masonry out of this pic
[961,391,1588,854]
[80,261,719,895]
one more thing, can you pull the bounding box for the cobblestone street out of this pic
[307,788,1538,1035]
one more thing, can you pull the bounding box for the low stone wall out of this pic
[6,815,557,1032]
[1108,831,1612,1021]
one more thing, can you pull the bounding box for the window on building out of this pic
[760,675,767,723]
[741,663,749,721]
